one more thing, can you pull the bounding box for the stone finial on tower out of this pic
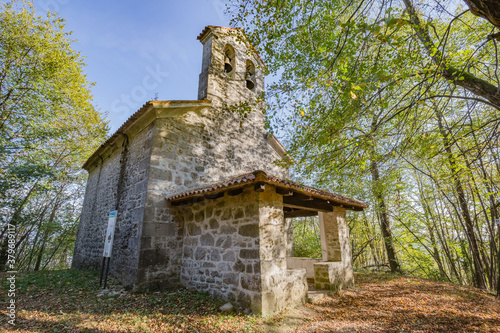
[197,26,265,104]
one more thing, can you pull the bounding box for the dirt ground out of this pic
[1,270,499,332]
[267,272,500,332]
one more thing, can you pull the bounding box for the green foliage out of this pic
[292,217,322,258]
[0,2,108,271]
[229,0,500,291]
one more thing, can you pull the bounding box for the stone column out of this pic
[314,207,354,291]
[285,217,294,257]
[258,186,307,316]
[319,210,342,261]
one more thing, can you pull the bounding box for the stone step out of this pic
[307,290,328,303]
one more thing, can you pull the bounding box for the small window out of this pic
[223,44,235,75]
[245,60,256,91]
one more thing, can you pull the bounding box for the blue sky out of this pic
[34,0,230,132]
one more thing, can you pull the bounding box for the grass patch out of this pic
[0,269,264,332]
[11,269,100,294]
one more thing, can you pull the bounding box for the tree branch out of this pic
[403,0,500,109]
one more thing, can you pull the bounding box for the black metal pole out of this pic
[103,257,111,289]
[99,256,106,286]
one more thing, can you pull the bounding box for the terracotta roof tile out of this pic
[166,170,368,210]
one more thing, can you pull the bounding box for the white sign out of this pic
[103,211,117,258]
[495,219,500,226]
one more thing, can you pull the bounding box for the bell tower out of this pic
[197,26,265,105]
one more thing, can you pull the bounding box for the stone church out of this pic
[72,26,368,316]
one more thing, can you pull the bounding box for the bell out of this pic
[224,56,233,73]
[246,79,255,90]
[245,70,255,90]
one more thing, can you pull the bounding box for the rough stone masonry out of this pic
[72,26,367,316]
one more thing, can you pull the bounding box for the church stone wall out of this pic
[171,185,307,316]
[136,107,287,290]
[73,122,155,287]
[74,26,294,298]
[175,188,262,312]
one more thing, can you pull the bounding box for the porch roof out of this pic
[165,170,368,213]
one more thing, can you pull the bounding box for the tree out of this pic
[229,0,500,291]
[0,2,108,271]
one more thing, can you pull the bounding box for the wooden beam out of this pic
[227,188,244,196]
[283,203,330,212]
[284,210,318,218]
[205,192,224,200]
[170,196,205,206]
[192,196,206,203]
[276,187,294,196]
[254,183,266,192]
[170,200,188,207]
[283,195,334,212]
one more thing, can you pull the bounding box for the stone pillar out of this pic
[319,210,342,261]
[258,186,307,316]
[285,217,294,257]
[314,207,354,291]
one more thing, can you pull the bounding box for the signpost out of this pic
[100,210,117,289]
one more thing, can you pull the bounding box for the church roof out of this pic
[166,170,368,211]
[82,100,211,170]
[197,25,241,41]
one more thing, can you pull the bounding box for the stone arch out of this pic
[223,44,235,76]
[245,59,256,91]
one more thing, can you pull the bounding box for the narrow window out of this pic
[245,60,256,91]
[223,44,235,75]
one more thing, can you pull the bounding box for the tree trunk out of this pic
[363,212,380,267]
[33,198,60,271]
[497,220,500,296]
[436,210,464,283]
[34,231,48,272]
[428,225,449,280]
[0,181,38,270]
[370,157,402,273]
[435,108,487,289]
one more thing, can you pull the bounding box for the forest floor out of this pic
[0,270,499,332]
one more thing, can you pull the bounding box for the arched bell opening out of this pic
[223,44,235,76]
[245,60,256,91]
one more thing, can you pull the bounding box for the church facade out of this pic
[72,26,367,316]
